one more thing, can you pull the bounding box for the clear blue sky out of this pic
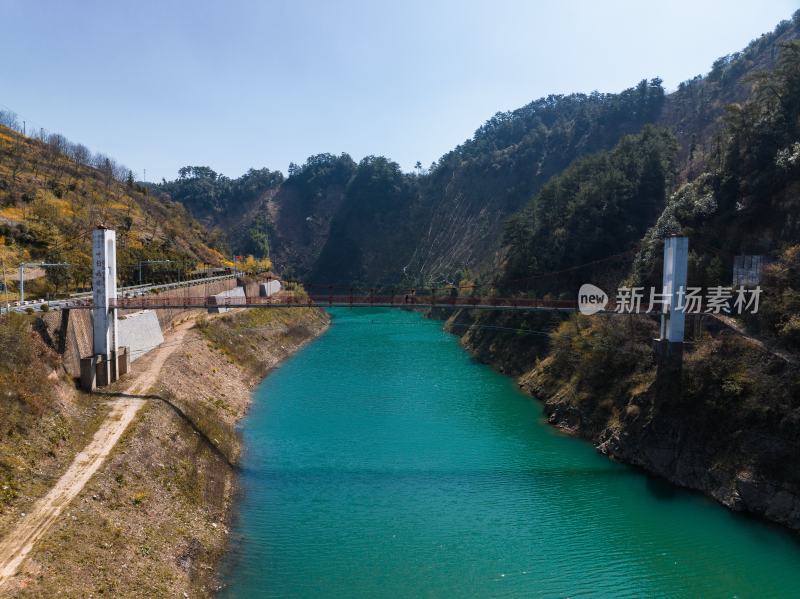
[1,0,797,181]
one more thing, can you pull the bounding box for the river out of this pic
[221,308,800,598]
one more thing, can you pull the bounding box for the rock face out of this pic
[532,346,800,532]
[441,308,800,533]
[540,388,800,532]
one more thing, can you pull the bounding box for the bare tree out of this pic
[6,135,26,203]
[112,161,129,182]
[46,133,68,154]
[69,143,91,166]
[0,110,21,132]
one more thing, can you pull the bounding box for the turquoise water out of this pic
[221,308,800,598]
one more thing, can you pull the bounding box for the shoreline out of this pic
[430,307,800,536]
[216,309,332,594]
[1,307,329,598]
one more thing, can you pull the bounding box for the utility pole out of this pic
[1,259,9,315]
[22,120,25,136]
[18,262,70,303]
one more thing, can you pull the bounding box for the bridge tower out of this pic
[80,227,129,391]
[659,235,689,347]
[654,235,688,393]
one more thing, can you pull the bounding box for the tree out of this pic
[69,143,91,166]
[0,110,21,132]
[502,126,677,294]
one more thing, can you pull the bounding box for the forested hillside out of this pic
[501,125,677,294]
[434,15,800,535]
[162,80,666,285]
[0,125,227,299]
[660,12,800,173]
[155,165,284,259]
[630,38,800,351]
[397,79,665,283]
[150,11,800,300]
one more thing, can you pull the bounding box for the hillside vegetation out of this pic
[502,125,677,294]
[152,13,800,297]
[627,39,800,351]
[0,125,227,300]
[443,14,800,533]
[160,79,666,286]
[0,313,106,537]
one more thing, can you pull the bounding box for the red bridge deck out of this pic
[65,294,585,312]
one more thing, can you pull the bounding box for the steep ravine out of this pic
[435,308,800,534]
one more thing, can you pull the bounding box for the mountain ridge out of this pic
[157,11,800,289]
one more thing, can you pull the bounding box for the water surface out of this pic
[222,308,800,598]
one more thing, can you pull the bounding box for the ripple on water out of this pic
[221,309,800,598]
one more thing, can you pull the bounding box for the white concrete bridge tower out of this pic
[80,227,128,390]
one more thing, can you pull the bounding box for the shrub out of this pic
[0,313,54,420]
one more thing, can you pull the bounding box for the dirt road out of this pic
[0,318,195,589]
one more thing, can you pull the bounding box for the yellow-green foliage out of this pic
[540,311,799,433]
[0,125,227,296]
[523,314,658,433]
[281,280,308,300]
[547,314,657,392]
[746,244,800,351]
[239,254,272,274]
[683,333,797,412]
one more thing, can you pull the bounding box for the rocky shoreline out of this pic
[435,307,800,535]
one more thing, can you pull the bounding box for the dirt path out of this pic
[0,318,195,589]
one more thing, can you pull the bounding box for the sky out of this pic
[1,0,797,181]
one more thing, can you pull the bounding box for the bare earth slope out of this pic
[0,307,327,598]
[0,318,195,591]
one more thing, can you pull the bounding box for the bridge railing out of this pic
[84,294,581,311]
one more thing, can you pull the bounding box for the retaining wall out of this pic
[260,280,282,297]
[119,277,239,329]
[208,286,247,313]
[117,310,165,362]
[53,276,273,378]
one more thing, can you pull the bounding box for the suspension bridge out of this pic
[64,291,583,312]
[58,228,690,391]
